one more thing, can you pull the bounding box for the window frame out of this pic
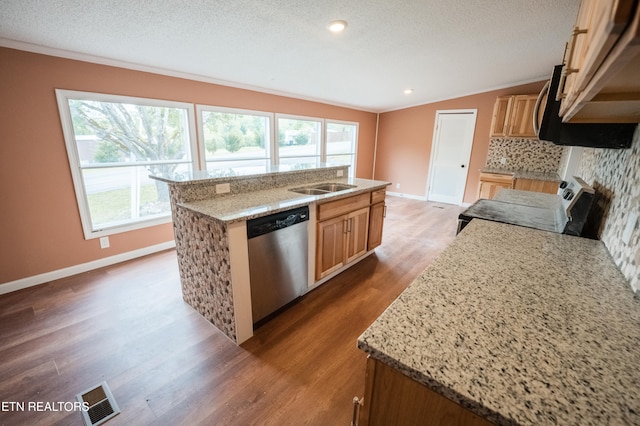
[196,104,275,170]
[275,113,326,167]
[325,119,359,178]
[56,89,199,239]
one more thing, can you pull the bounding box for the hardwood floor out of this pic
[0,196,463,426]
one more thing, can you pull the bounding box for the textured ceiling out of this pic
[0,0,580,112]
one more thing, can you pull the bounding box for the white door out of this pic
[426,110,477,204]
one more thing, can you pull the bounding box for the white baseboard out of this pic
[386,191,427,201]
[387,191,471,207]
[0,240,176,295]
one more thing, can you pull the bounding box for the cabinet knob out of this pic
[461,164,466,168]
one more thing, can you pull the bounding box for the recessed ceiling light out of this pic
[328,20,348,32]
[404,89,414,94]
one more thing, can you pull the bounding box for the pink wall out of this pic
[0,47,377,284]
[374,81,547,203]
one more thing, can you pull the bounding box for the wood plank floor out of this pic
[0,196,463,426]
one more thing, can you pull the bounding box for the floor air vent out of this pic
[76,381,120,426]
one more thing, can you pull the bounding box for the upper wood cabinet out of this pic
[489,95,538,138]
[558,0,640,123]
[490,96,512,137]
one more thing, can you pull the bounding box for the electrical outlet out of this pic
[396,183,400,189]
[216,183,230,194]
[622,212,638,245]
[100,236,110,249]
[337,170,344,177]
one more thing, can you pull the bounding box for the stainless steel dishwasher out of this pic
[246,206,309,325]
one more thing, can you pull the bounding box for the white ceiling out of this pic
[0,0,580,112]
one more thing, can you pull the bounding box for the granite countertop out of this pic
[358,220,640,426]
[179,177,390,223]
[493,189,561,209]
[151,163,347,185]
[481,168,561,182]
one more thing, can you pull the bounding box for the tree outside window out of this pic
[58,91,196,236]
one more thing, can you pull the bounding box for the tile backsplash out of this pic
[485,138,565,173]
[577,127,640,292]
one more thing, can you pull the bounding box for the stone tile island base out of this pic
[160,165,350,344]
[174,206,236,340]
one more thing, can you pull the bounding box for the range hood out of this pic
[535,65,637,149]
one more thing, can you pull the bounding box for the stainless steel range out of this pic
[457,176,595,237]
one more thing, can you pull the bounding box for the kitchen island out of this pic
[358,219,640,425]
[152,164,389,344]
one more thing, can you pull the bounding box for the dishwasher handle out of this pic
[247,206,309,239]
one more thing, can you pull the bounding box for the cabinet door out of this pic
[316,215,347,280]
[345,207,370,264]
[478,173,514,199]
[559,0,636,119]
[489,96,512,137]
[478,181,510,199]
[508,95,538,137]
[514,179,559,194]
[368,202,385,251]
[360,357,494,426]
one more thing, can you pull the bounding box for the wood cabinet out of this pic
[367,189,386,251]
[316,189,389,280]
[513,178,559,194]
[478,172,514,199]
[316,193,371,280]
[489,96,512,137]
[359,357,494,426]
[558,0,640,122]
[489,95,538,138]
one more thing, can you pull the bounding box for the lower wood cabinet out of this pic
[315,189,386,281]
[367,202,385,251]
[478,172,514,199]
[367,188,386,251]
[360,357,494,426]
[513,178,559,194]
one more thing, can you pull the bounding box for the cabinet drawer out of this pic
[514,179,559,194]
[371,188,386,204]
[478,172,514,185]
[317,192,370,221]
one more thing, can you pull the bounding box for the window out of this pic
[197,106,272,174]
[326,121,358,177]
[57,91,361,239]
[276,115,323,167]
[56,90,198,239]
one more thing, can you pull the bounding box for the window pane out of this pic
[206,159,270,175]
[326,154,354,165]
[278,156,322,168]
[327,123,357,155]
[82,166,171,230]
[68,99,192,165]
[278,118,321,158]
[202,111,269,161]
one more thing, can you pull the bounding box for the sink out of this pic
[290,188,332,195]
[289,182,357,195]
[310,183,357,192]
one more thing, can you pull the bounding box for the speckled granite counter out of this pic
[358,220,639,426]
[493,189,560,209]
[180,177,389,223]
[481,168,561,182]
